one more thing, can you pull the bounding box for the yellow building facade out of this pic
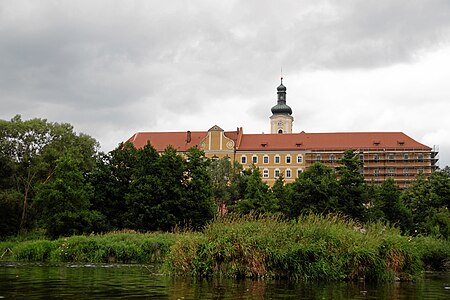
[127,79,438,188]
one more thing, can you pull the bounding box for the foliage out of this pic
[165,214,450,280]
[209,157,246,210]
[402,170,450,239]
[0,115,98,233]
[234,167,278,214]
[89,143,138,230]
[1,231,177,264]
[2,216,449,280]
[121,144,215,231]
[336,150,368,221]
[284,163,339,218]
[0,190,22,237]
[34,155,106,238]
[373,178,413,234]
[182,147,216,229]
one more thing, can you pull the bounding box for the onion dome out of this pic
[271,77,292,115]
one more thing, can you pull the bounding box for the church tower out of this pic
[270,77,293,134]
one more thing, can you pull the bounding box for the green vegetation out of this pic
[1,116,449,281]
[0,231,176,264]
[1,216,449,281]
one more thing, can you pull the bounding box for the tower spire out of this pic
[270,77,293,134]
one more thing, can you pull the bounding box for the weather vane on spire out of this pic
[281,67,283,84]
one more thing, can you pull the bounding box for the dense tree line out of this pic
[1,116,449,239]
[0,116,214,238]
[212,154,449,239]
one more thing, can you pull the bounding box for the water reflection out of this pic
[0,262,448,299]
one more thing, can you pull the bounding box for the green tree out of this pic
[89,142,138,230]
[375,178,412,233]
[286,162,339,218]
[403,171,450,238]
[124,143,164,231]
[272,175,288,215]
[182,147,216,229]
[235,167,278,214]
[0,190,22,237]
[35,156,105,238]
[0,115,98,233]
[124,145,215,231]
[209,157,233,208]
[336,150,368,221]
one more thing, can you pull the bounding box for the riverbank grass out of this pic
[1,215,449,281]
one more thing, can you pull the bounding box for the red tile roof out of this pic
[238,132,430,151]
[127,131,207,152]
[127,130,430,152]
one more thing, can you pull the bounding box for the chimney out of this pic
[186,130,192,143]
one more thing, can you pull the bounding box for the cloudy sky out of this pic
[1,0,449,167]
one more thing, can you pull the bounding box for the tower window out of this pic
[278,129,283,134]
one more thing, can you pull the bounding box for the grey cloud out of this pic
[0,0,449,164]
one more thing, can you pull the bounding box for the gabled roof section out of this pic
[238,132,430,151]
[127,131,207,152]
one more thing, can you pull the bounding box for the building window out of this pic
[263,155,269,164]
[297,154,303,164]
[403,153,409,161]
[359,154,364,161]
[388,153,395,161]
[374,169,379,177]
[275,155,280,164]
[388,168,395,176]
[252,155,258,164]
[330,154,336,163]
[241,155,247,164]
[373,154,379,162]
[275,169,280,178]
[297,169,303,177]
[315,154,321,161]
[418,153,424,162]
[403,168,409,176]
[286,169,291,178]
[286,155,291,164]
[263,169,269,178]
[417,168,424,174]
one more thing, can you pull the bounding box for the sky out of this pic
[1,0,449,167]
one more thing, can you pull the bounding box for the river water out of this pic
[0,262,449,299]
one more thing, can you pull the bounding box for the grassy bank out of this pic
[1,215,449,281]
[0,230,177,264]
